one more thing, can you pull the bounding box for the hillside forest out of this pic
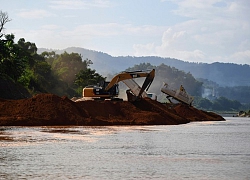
[1,11,250,112]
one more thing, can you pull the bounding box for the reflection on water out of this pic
[1,118,250,179]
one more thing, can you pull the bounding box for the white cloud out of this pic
[59,23,165,39]
[133,43,155,56]
[132,26,206,62]
[8,0,249,65]
[41,24,60,30]
[230,50,250,64]
[61,23,125,38]
[18,10,55,19]
[9,22,164,50]
[160,28,187,48]
[49,0,112,10]
[132,0,250,64]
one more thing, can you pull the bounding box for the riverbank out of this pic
[0,93,225,126]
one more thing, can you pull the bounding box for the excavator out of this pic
[82,69,155,101]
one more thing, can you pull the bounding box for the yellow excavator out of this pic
[83,69,155,101]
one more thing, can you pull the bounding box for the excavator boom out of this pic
[105,69,155,91]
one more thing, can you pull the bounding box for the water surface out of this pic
[1,117,250,179]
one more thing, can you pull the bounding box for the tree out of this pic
[0,34,28,81]
[0,11,11,37]
[212,97,242,111]
[47,52,88,86]
[197,98,213,109]
[0,11,100,97]
[74,68,105,95]
[212,101,223,111]
[125,62,155,71]
[41,51,96,96]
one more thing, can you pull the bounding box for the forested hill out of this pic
[39,47,250,87]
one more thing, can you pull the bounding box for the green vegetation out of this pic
[41,51,104,96]
[217,86,250,104]
[74,68,105,95]
[126,63,203,97]
[0,11,105,98]
[0,32,104,97]
[193,96,247,112]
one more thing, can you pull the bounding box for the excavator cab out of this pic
[96,81,119,96]
[83,81,119,99]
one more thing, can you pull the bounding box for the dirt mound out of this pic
[173,104,225,121]
[0,94,225,126]
[0,94,89,125]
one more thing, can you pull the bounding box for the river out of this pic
[1,117,250,179]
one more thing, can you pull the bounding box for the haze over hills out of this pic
[38,47,250,87]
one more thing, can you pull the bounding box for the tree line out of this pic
[0,10,104,98]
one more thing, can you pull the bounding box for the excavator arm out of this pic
[104,69,155,101]
[105,69,155,92]
[137,70,154,98]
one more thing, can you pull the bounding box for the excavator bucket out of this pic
[137,70,155,98]
[123,69,155,101]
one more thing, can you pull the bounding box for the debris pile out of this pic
[0,94,224,126]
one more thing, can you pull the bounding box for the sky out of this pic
[1,0,250,65]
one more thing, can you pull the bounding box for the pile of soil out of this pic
[0,93,225,126]
[174,104,223,121]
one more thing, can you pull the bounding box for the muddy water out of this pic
[0,117,250,179]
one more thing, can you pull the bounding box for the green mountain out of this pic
[38,47,250,87]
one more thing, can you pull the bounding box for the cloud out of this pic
[160,28,187,48]
[132,0,250,64]
[230,50,250,64]
[59,23,165,39]
[49,0,112,10]
[9,22,164,51]
[10,0,249,65]
[132,26,207,62]
[133,43,155,56]
[41,24,60,30]
[60,23,125,38]
[8,24,62,49]
[18,10,55,19]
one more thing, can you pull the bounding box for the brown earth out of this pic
[0,93,225,126]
